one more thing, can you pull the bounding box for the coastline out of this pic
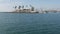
[0,12,40,14]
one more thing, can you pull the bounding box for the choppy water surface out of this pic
[0,13,60,34]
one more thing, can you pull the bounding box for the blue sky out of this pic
[0,0,60,11]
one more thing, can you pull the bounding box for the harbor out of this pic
[11,5,60,14]
[12,5,39,13]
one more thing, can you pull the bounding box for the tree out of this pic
[22,5,24,9]
[30,5,34,11]
[18,6,21,9]
[31,6,34,11]
[14,6,17,9]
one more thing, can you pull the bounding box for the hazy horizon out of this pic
[0,0,60,12]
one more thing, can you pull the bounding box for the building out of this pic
[13,5,39,13]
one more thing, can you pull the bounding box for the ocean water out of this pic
[0,13,60,34]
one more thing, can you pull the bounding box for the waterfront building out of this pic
[13,5,39,13]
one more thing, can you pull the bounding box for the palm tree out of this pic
[30,5,32,7]
[26,5,28,7]
[30,5,34,11]
[18,6,21,9]
[26,5,28,9]
[22,5,24,9]
[31,7,34,11]
[14,6,17,9]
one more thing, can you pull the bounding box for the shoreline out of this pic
[0,11,47,14]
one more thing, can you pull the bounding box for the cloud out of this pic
[0,0,24,12]
[0,0,14,12]
[0,0,4,2]
[0,0,60,12]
